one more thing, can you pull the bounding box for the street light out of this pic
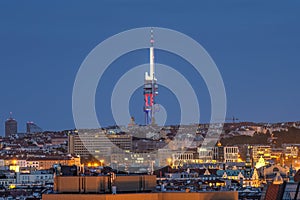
[167,158,172,167]
[100,159,104,166]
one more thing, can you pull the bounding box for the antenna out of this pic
[150,27,154,47]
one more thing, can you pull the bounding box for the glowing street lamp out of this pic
[100,159,104,166]
[167,158,172,166]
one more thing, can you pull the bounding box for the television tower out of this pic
[144,28,158,125]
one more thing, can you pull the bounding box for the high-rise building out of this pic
[26,121,43,134]
[5,112,17,137]
[68,130,132,164]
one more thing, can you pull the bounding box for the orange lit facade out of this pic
[2,156,80,170]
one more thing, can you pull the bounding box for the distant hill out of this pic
[220,127,300,147]
[272,127,300,147]
[220,132,270,146]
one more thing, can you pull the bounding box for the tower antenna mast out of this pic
[144,28,158,125]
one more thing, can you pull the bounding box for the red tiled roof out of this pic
[264,183,286,200]
[264,184,280,200]
[294,169,300,182]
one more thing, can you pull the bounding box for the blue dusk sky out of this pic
[0,0,300,134]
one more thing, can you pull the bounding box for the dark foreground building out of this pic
[43,172,238,200]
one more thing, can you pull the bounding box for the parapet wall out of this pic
[43,192,238,200]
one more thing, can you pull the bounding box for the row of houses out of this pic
[0,155,80,170]
[0,169,54,188]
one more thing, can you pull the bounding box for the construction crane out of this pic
[212,116,239,124]
[226,116,239,123]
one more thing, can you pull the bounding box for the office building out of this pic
[68,130,132,163]
[5,113,17,137]
[252,145,271,164]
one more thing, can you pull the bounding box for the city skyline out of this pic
[1,1,300,199]
[1,1,300,135]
